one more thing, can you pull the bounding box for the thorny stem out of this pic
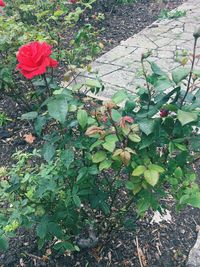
[180,37,198,108]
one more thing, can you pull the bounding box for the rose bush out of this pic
[0,32,199,256]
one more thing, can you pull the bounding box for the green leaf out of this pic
[100,202,110,215]
[103,134,118,152]
[112,90,127,104]
[148,164,164,173]
[180,193,200,208]
[126,181,135,190]
[47,97,68,124]
[111,109,122,123]
[99,160,112,171]
[54,241,75,251]
[21,111,38,120]
[132,183,142,195]
[103,141,116,152]
[174,167,183,178]
[36,222,47,239]
[61,149,74,169]
[144,170,159,186]
[92,151,106,163]
[42,143,55,162]
[90,140,104,151]
[48,222,63,239]
[85,78,102,88]
[34,116,46,136]
[172,67,190,84]
[0,236,9,251]
[132,165,146,176]
[138,119,155,135]
[77,109,88,129]
[177,110,198,126]
[105,134,118,143]
[154,77,172,91]
[128,133,141,143]
[77,167,87,182]
[174,143,187,151]
[150,61,167,76]
[73,195,81,207]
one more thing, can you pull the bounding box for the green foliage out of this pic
[158,8,186,20]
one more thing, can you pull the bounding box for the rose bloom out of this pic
[16,41,58,79]
[0,0,5,7]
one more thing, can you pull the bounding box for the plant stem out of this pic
[141,59,151,112]
[43,74,51,96]
[107,110,122,143]
[180,37,198,108]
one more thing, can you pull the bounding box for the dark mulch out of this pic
[2,1,199,267]
[95,0,184,53]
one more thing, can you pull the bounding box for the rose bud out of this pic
[160,109,169,118]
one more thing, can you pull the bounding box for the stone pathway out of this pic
[63,0,200,100]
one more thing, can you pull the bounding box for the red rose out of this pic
[0,0,5,7]
[16,41,58,79]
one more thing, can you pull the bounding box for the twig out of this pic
[136,236,144,267]
[180,37,198,107]
[25,252,43,261]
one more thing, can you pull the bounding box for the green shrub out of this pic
[0,30,200,254]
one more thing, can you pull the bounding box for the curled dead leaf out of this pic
[104,101,116,110]
[24,133,36,144]
[120,151,131,166]
[85,126,105,136]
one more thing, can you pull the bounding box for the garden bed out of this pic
[95,0,184,52]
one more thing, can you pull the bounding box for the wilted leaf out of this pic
[24,133,36,144]
[144,170,159,186]
[85,126,105,136]
[120,151,131,165]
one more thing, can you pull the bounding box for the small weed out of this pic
[0,112,11,127]
[158,9,186,20]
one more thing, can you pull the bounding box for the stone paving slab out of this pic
[62,0,200,101]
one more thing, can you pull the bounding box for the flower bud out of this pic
[141,51,152,60]
[193,27,200,39]
[160,109,169,118]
